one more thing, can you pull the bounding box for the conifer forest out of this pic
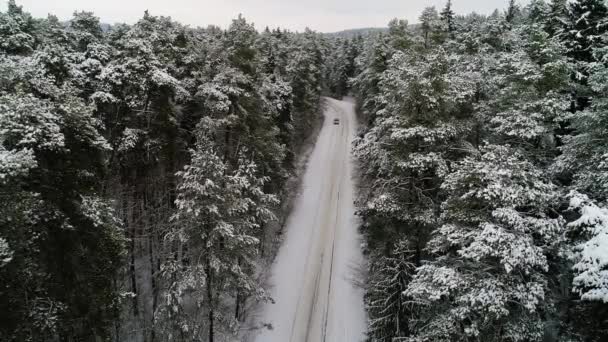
[1,0,608,341]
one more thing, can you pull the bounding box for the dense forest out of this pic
[1,0,608,341]
[341,0,608,341]
[0,1,328,341]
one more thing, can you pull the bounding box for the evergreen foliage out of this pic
[0,3,327,341]
[352,1,608,341]
[4,1,608,341]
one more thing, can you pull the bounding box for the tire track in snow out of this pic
[251,97,367,342]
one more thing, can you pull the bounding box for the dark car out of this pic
[333,118,340,125]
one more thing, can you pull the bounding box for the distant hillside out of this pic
[325,27,387,38]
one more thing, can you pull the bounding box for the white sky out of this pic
[3,0,530,32]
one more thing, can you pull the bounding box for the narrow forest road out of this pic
[249,97,367,342]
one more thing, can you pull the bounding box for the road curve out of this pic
[251,97,367,342]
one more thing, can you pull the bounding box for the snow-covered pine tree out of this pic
[325,37,360,98]
[562,0,608,63]
[479,23,571,156]
[406,144,564,342]
[161,125,277,341]
[351,19,415,125]
[365,240,416,342]
[567,192,608,304]
[559,190,608,341]
[526,0,550,24]
[419,7,441,48]
[543,0,567,35]
[554,43,608,198]
[286,29,326,134]
[548,41,608,339]
[0,0,34,55]
[506,0,522,23]
[440,0,456,34]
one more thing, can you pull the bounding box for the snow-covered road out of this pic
[251,98,367,342]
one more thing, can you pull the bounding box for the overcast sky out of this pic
[2,0,530,32]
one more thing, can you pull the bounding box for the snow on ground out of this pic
[247,97,367,342]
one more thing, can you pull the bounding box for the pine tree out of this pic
[325,37,360,97]
[387,18,414,51]
[419,7,440,48]
[286,29,325,134]
[506,0,521,23]
[69,11,103,51]
[365,241,415,342]
[354,44,482,341]
[162,128,277,341]
[0,0,35,54]
[526,0,549,23]
[406,145,564,342]
[567,192,608,303]
[554,44,608,198]
[562,0,608,62]
[351,35,393,124]
[561,191,608,341]
[440,0,456,34]
[544,0,568,35]
[480,23,570,153]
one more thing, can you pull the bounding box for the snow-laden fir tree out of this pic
[440,0,456,34]
[544,0,568,35]
[567,192,608,303]
[160,124,277,342]
[562,0,608,63]
[365,240,416,341]
[478,23,571,154]
[406,144,565,342]
[506,0,521,23]
[554,43,608,198]
[526,0,550,24]
[419,7,442,48]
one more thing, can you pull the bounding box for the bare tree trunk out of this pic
[114,277,121,342]
[234,256,243,321]
[146,190,157,342]
[206,261,214,342]
[149,239,157,340]
[235,290,241,321]
[126,190,139,317]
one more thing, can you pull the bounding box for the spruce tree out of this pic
[527,0,549,24]
[562,0,608,62]
[440,0,456,33]
[163,129,277,341]
[544,0,568,35]
[419,7,440,48]
[506,0,521,23]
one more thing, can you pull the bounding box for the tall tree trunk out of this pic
[146,190,157,342]
[126,190,139,317]
[207,261,214,342]
[114,277,121,342]
[235,290,241,320]
[149,248,156,342]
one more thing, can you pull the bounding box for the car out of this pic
[333,118,340,125]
